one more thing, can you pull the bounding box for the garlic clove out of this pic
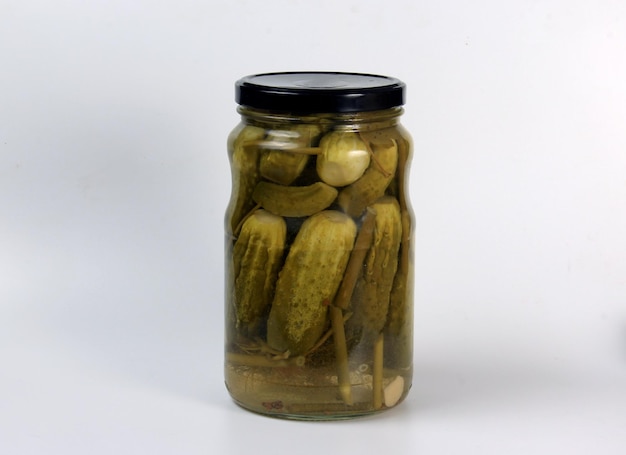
[317,132,370,187]
[383,375,405,407]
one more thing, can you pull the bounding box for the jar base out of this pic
[225,363,411,420]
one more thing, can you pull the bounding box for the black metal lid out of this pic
[235,72,405,113]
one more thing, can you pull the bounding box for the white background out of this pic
[1,0,625,453]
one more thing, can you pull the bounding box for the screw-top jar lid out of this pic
[235,72,405,113]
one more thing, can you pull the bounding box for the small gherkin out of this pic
[259,124,323,185]
[252,181,338,218]
[226,125,265,234]
[232,209,286,337]
[260,150,310,185]
[349,196,403,337]
[337,138,398,218]
[267,210,357,355]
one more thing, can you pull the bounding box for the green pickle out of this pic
[225,73,413,419]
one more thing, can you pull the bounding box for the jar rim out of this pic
[235,72,405,114]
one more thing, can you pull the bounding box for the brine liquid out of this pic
[225,352,412,420]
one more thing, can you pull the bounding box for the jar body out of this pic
[224,107,414,419]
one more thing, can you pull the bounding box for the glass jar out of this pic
[224,72,414,420]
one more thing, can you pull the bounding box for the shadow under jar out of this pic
[224,72,414,420]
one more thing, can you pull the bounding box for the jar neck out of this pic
[237,106,403,132]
